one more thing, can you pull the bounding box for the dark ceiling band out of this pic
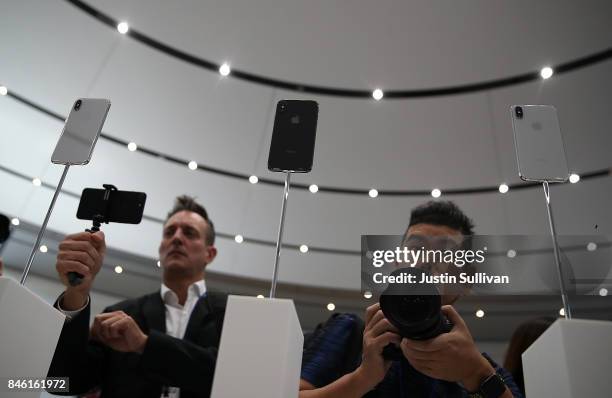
[65,0,612,98]
[6,89,611,195]
[4,159,607,258]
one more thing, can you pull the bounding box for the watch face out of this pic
[480,374,506,398]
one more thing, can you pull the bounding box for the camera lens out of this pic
[515,106,523,119]
[379,268,452,340]
[74,100,82,111]
[379,267,454,360]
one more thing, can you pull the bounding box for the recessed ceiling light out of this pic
[32,178,42,186]
[188,161,198,170]
[431,188,441,198]
[540,66,554,79]
[559,308,565,317]
[127,142,138,152]
[599,288,608,297]
[368,189,378,198]
[499,184,509,194]
[363,291,373,299]
[0,85,7,96]
[299,244,308,253]
[372,88,384,100]
[234,235,244,243]
[309,184,318,193]
[587,242,597,252]
[117,22,129,34]
[476,309,485,318]
[327,303,335,311]
[569,173,580,183]
[114,265,123,274]
[39,245,48,253]
[11,217,20,226]
[219,63,231,76]
[256,294,265,299]
[507,249,517,258]
[249,175,258,184]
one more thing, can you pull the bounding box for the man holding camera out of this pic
[48,196,226,398]
[299,201,522,398]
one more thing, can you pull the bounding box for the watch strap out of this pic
[467,372,506,398]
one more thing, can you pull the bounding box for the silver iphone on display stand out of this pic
[51,98,111,165]
[511,105,569,182]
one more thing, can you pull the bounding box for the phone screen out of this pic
[51,98,111,165]
[77,188,146,224]
[268,100,319,173]
[511,105,569,182]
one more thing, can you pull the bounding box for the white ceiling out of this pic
[1,0,611,310]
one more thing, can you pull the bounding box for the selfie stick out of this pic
[270,172,291,298]
[542,181,572,319]
[67,184,117,286]
[20,165,70,285]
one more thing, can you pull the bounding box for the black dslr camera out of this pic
[379,267,453,360]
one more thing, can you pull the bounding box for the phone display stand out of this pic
[211,295,303,398]
[0,99,108,395]
[20,99,109,286]
[541,180,572,318]
[512,106,572,318]
[19,164,71,285]
[212,171,304,397]
[211,103,320,396]
[522,318,612,397]
[0,278,65,398]
[270,171,291,298]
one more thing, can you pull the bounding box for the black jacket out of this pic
[47,291,227,398]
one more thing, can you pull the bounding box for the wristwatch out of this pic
[467,373,506,398]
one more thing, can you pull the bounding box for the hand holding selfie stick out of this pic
[67,184,116,286]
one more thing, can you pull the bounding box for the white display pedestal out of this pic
[0,278,65,398]
[523,318,612,397]
[211,295,304,398]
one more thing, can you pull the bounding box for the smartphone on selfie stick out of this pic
[66,185,147,286]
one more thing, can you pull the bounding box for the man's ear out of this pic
[205,246,217,264]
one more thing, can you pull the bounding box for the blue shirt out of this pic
[301,313,524,398]
[373,352,523,398]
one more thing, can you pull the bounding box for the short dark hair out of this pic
[166,195,216,245]
[407,200,475,237]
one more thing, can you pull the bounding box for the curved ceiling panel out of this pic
[83,0,612,88]
[1,0,610,293]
